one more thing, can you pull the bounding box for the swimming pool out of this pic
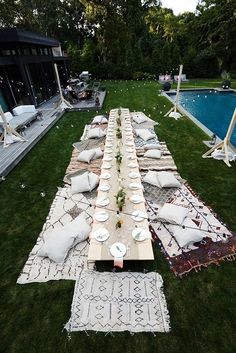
[167,89,236,147]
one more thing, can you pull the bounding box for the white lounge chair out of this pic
[158,74,173,84]
[174,74,189,83]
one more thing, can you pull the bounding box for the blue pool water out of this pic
[167,90,236,147]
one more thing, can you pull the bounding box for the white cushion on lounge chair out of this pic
[77,149,96,163]
[88,172,99,190]
[211,149,236,162]
[144,150,162,159]
[132,114,148,124]
[12,105,37,115]
[135,129,156,141]
[157,203,189,225]
[87,127,106,139]
[144,143,162,150]
[71,172,91,194]
[0,111,14,123]
[92,115,108,124]
[157,172,181,188]
[143,171,160,187]
[37,213,91,263]
[169,218,203,248]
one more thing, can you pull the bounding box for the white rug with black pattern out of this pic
[17,187,95,284]
[65,270,170,333]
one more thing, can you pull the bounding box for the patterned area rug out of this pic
[147,184,236,277]
[138,156,177,171]
[17,188,95,284]
[65,270,170,333]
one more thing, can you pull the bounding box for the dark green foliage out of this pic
[0,79,236,353]
[1,0,235,78]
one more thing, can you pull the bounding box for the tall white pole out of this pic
[174,64,183,112]
[54,63,64,101]
[54,63,73,109]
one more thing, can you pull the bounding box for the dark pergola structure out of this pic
[0,28,69,112]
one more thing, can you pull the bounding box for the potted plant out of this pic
[115,150,122,172]
[116,115,121,126]
[115,187,126,211]
[116,127,122,139]
[116,218,124,229]
[221,71,231,89]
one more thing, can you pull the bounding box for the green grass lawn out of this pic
[1,79,236,353]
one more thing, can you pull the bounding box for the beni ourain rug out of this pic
[65,270,170,333]
[17,187,95,284]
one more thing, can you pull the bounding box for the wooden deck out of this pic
[0,96,65,178]
[69,90,106,111]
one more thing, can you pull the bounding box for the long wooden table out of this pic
[88,108,154,262]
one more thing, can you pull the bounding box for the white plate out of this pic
[130,194,144,204]
[96,197,110,206]
[132,228,149,241]
[129,172,140,179]
[93,228,110,241]
[98,184,110,191]
[100,173,111,179]
[128,162,138,168]
[127,148,134,153]
[126,142,134,147]
[104,156,113,162]
[94,211,109,222]
[127,155,136,160]
[104,149,112,154]
[110,242,127,258]
[131,210,147,222]
[129,182,143,190]
[107,137,113,141]
[106,143,113,147]
[102,163,112,169]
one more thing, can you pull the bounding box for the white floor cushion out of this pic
[37,213,91,263]
[143,171,160,187]
[144,150,162,159]
[157,172,181,188]
[77,149,96,163]
[72,213,91,245]
[157,203,189,225]
[87,127,106,139]
[71,172,91,194]
[169,218,204,248]
[91,147,103,160]
[92,115,108,124]
[135,129,156,142]
[88,172,99,191]
[132,114,148,124]
[144,143,162,150]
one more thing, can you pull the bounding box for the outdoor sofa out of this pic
[0,105,41,132]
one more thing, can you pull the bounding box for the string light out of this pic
[13,180,231,240]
